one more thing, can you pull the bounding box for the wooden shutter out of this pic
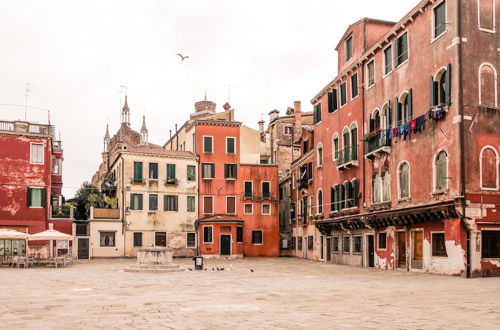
[41,188,46,208]
[332,89,338,110]
[134,162,143,182]
[430,76,436,107]
[26,188,32,206]
[224,164,228,179]
[210,164,215,178]
[387,100,392,128]
[445,63,452,105]
[138,194,143,210]
[351,127,357,158]
[317,103,322,122]
[308,162,313,180]
[174,196,178,211]
[353,180,359,207]
[396,97,401,125]
[369,113,374,132]
[328,92,333,113]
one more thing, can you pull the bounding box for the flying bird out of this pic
[176,53,189,61]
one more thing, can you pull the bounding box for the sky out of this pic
[0,0,416,197]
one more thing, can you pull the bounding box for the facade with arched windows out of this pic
[304,0,500,277]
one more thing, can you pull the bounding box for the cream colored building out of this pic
[91,97,198,257]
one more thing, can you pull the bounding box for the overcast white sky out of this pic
[0,0,416,197]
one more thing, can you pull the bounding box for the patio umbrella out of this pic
[0,229,29,239]
[29,229,73,241]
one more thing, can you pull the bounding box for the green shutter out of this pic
[387,100,392,128]
[313,105,317,124]
[317,103,322,122]
[163,195,168,211]
[408,88,413,120]
[172,164,176,179]
[138,194,143,210]
[395,97,400,125]
[27,188,32,207]
[211,164,215,178]
[332,89,338,110]
[41,188,46,208]
[430,76,435,107]
[328,92,333,113]
[174,196,178,211]
[353,180,359,207]
[134,162,143,183]
[224,164,228,179]
[234,164,238,179]
[445,63,452,105]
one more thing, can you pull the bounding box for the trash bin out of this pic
[193,256,203,270]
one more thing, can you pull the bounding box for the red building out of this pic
[165,98,280,258]
[0,119,72,257]
[310,0,500,276]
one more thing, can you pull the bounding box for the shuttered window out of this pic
[203,226,213,243]
[133,232,143,247]
[27,187,45,207]
[226,137,235,154]
[384,45,392,75]
[30,143,44,164]
[317,190,323,214]
[252,230,263,244]
[133,162,143,183]
[237,227,243,243]
[345,36,353,61]
[164,195,178,211]
[224,163,237,179]
[340,82,347,106]
[328,89,338,113]
[166,164,176,181]
[148,163,158,179]
[433,1,446,38]
[203,136,213,153]
[313,103,322,124]
[367,60,375,87]
[187,232,196,247]
[244,181,253,198]
[226,196,236,214]
[351,73,358,98]
[187,196,196,212]
[343,235,350,253]
[262,182,270,198]
[130,193,143,210]
[202,163,215,179]
[187,165,196,181]
[396,32,408,66]
[203,196,213,214]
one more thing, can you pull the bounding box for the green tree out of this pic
[67,182,103,220]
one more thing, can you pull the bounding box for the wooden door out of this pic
[77,238,89,259]
[397,232,406,268]
[414,231,423,260]
[326,237,331,261]
[220,235,231,255]
[367,235,375,267]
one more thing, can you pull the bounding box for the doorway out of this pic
[77,238,89,259]
[412,231,423,269]
[320,236,324,260]
[220,234,231,256]
[367,235,375,267]
[155,232,167,247]
[303,236,307,258]
[397,232,406,269]
[326,237,332,262]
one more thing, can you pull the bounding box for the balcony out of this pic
[0,120,54,137]
[336,145,359,170]
[244,192,254,200]
[50,205,73,219]
[91,207,120,219]
[365,129,391,159]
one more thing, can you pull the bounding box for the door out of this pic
[77,238,89,259]
[155,232,167,247]
[326,237,332,261]
[412,231,423,269]
[220,235,231,255]
[303,236,307,258]
[320,236,324,260]
[367,235,375,267]
[397,232,406,268]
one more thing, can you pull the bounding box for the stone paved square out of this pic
[0,258,499,329]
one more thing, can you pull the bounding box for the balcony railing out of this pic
[51,205,72,218]
[244,191,253,199]
[337,144,359,169]
[0,120,54,137]
[365,129,391,158]
[92,208,120,219]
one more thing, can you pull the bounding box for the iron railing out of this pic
[337,144,358,166]
[366,129,391,154]
[51,205,71,218]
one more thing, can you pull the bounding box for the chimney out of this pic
[258,120,265,134]
[294,101,302,127]
[269,109,280,122]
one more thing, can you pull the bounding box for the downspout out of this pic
[456,0,469,277]
[121,157,126,258]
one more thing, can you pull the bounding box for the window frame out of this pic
[383,44,393,77]
[163,195,178,212]
[434,150,448,192]
[317,143,323,167]
[236,226,243,243]
[345,35,353,61]
[351,73,359,99]
[27,187,45,208]
[395,31,409,67]
[479,145,499,191]
[148,162,158,180]
[398,161,411,200]
[203,226,213,244]
[202,162,215,180]
[252,230,263,245]
[261,181,271,199]
[226,196,237,215]
[353,235,362,254]
[478,0,497,33]
[378,232,387,250]
[149,194,158,211]
[100,231,116,247]
[431,231,448,257]
[432,0,447,41]
[30,142,44,165]
[130,193,143,210]
[261,203,271,216]
[224,163,238,180]
[203,135,213,153]
[244,203,253,215]
[133,232,143,247]
[203,196,214,215]
[226,136,236,154]
[186,232,196,248]
[481,230,500,258]
[187,195,196,212]
[366,59,375,88]
[331,235,339,253]
[244,181,253,199]
[340,82,347,107]
[342,235,350,254]
[187,165,196,181]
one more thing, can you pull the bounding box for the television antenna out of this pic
[23,83,34,120]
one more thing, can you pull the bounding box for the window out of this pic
[130,193,143,210]
[313,103,322,124]
[224,163,237,179]
[398,91,412,124]
[226,137,236,154]
[340,82,347,106]
[202,163,215,179]
[431,67,451,107]
[478,0,496,32]
[237,227,243,243]
[252,230,263,244]
[52,158,61,174]
[30,143,44,164]
[480,146,499,190]
[308,235,314,250]
[262,181,270,198]
[244,181,253,198]
[332,236,339,253]
[226,196,236,214]
[399,162,410,199]
[378,232,387,249]
[343,235,350,253]
[284,126,292,135]
[298,236,303,250]
[186,232,196,247]
[434,1,447,38]
[27,187,45,208]
[133,162,143,183]
[187,196,196,212]
[351,73,358,98]
[344,181,353,208]
[309,195,314,216]
[367,60,375,87]
[203,136,213,153]
[432,232,447,257]
[149,194,158,211]
[203,196,213,214]
[352,179,359,207]
[395,32,408,66]
[317,144,323,167]
[354,236,362,254]
[317,190,323,214]
[164,195,178,211]
[435,151,448,191]
[187,165,196,181]
[100,232,115,247]
[479,63,498,107]
[290,202,296,220]
[381,169,391,202]
[149,163,158,179]
[244,203,253,215]
[203,226,213,243]
[133,232,143,247]
[345,36,353,61]
[328,89,338,113]
[166,164,176,183]
[482,231,500,258]
[155,232,167,247]
[333,135,339,160]
[350,124,358,160]
[383,45,393,75]
[262,204,271,215]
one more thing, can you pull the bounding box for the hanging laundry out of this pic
[398,125,404,137]
[410,119,417,132]
[403,123,410,140]
[392,127,398,138]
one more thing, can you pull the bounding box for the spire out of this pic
[140,115,148,145]
[121,95,130,125]
[103,124,111,152]
[104,124,110,139]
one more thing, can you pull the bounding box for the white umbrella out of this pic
[0,229,29,239]
[29,229,73,241]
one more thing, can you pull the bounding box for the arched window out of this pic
[436,69,447,105]
[332,133,339,160]
[381,169,391,202]
[398,90,413,124]
[372,173,380,204]
[478,0,496,32]
[317,190,323,214]
[342,127,350,162]
[435,151,448,191]
[399,162,410,198]
[330,186,336,212]
[382,103,391,129]
[479,63,498,107]
[317,143,323,167]
[340,184,346,210]
[480,146,499,190]
[345,181,353,208]
[352,179,359,207]
[350,123,358,161]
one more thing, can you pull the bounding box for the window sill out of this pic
[431,189,448,196]
[225,178,237,181]
[261,213,271,216]
[431,30,447,44]
[351,95,359,101]
[29,206,44,209]
[383,70,393,79]
[480,187,499,192]
[366,83,375,91]
[377,248,387,251]
[252,243,264,246]
[478,27,496,34]
[202,242,213,244]
[202,178,214,180]
[396,59,409,69]
[397,197,411,203]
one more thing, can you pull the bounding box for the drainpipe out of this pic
[121,158,126,258]
[456,0,469,278]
